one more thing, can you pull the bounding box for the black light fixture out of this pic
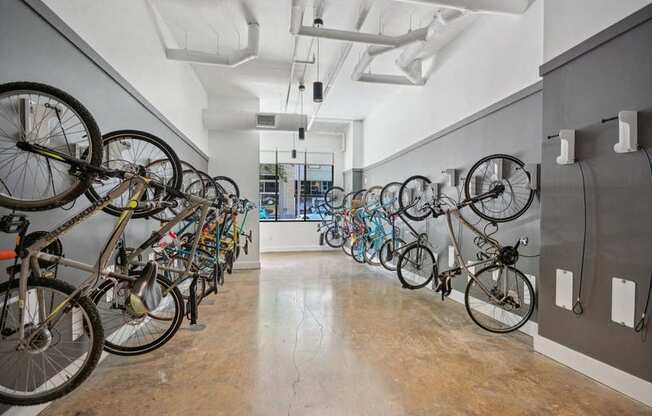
[313,18,324,103]
[298,83,306,140]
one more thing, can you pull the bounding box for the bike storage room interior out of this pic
[0,0,651,415]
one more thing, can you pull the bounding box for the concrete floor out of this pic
[41,252,650,416]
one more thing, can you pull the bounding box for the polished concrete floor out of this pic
[42,252,650,416]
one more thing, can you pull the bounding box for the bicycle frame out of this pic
[15,175,149,344]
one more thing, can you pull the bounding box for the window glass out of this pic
[259,163,277,220]
[259,152,334,222]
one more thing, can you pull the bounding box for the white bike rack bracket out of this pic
[555,129,576,165]
[614,111,638,153]
[524,163,540,190]
[442,168,458,187]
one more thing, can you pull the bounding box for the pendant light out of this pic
[313,18,324,103]
[298,83,306,140]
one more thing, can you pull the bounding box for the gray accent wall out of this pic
[539,5,652,382]
[0,1,207,279]
[363,85,543,306]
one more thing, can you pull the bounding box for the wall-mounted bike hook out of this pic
[548,129,576,165]
[609,111,638,154]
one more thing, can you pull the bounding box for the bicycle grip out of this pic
[0,249,17,261]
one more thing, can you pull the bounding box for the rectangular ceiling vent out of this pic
[256,113,277,128]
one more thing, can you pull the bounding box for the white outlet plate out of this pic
[492,269,500,281]
[555,269,573,310]
[611,278,635,328]
[524,274,536,305]
[448,246,455,268]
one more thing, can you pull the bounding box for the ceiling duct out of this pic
[148,0,260,67]
[389,0,531,15]
[165,22,260,67]
[204,110,307,132]
[290,0,428,46]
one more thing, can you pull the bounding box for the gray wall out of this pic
[0,0,207,280]
[363,86,543,305]
[539,6,652,382]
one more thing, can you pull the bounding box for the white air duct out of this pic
[290,0,428,47]
[352,8,473,86]
[389,0,531,15]
[147,0,260,68]
[166,22,260,67]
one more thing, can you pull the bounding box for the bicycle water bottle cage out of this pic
[128,261,162,318]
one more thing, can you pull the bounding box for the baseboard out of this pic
[234,260,261,270]
[534,335,652,408]
[260,246,338,253]
[448,289,539,337]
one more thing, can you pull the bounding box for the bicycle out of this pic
[395,154,536,333]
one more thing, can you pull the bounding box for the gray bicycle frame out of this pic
[16,175,149,344]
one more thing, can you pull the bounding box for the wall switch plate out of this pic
[524,274,536,305]
[555,269,573,310]
[448,246,455,268]
[611,278,635,328]
[492,269,500,281]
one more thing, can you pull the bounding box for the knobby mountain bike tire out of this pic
[0,277,104,406]
[0,82,102,211]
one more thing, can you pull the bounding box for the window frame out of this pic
[259,150,334,223]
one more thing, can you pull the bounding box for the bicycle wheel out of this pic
[362,185,382,208]
[342,236,353,257]
[324,186,345,210]
[324,225,344,248]
[380,182,402,215]
[85,130,182,218]
[92,274,184,356]
[213,175,239,198]
[465,264,535,333]
[351,238,366,264]
[198,171,222,202]
[397,244,436,289]
[398,175,435,222]
[0,82,102,211]
[464,154,534,223]
[364,237,383,265]
[0,277,103,406]
[379,238,406,271]
[351,189,366,210]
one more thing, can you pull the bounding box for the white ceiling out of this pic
[154,0,476,126]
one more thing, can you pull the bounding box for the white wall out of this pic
[259,130,345,253]
[43,0,209,152]
[544,0,652,61]
[206,95,261,268]
[362,0,543,167]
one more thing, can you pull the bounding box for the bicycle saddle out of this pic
[128,261,162,317]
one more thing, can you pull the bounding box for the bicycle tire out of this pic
[92,274,184,356]
[0,277,103,406]
[379,238,406,271]
[351,238,366,264]
[324,225,344,248]
[0,82,102,211]
[464,154,534,223]
[85,130,182,218]
[396,243,436,289]
[398,175,433,222]
[464,264,535,333]
[380,181,402,215]
[213,175,239,198]
[324,186,345,210]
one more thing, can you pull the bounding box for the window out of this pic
[259,150,334,222]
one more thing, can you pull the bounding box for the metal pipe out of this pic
[389,0,530,15]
